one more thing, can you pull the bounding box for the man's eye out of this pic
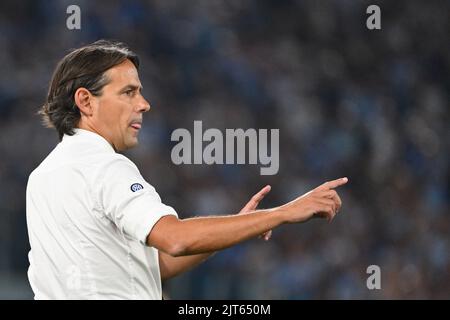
[125,90,134,96]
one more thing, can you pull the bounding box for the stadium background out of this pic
[0,0,448,299]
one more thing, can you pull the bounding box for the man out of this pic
[26,40,348,299]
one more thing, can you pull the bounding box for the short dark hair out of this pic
[39,40,139,140]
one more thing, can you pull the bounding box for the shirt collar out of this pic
[62,128,116,153]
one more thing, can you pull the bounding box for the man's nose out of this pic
[137,95,151,113]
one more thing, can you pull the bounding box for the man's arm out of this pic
[149,177,348,258]
[158,185,272,281]
[158,251,212,281]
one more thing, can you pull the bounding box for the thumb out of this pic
[239,185,271,213]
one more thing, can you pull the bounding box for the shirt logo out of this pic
[130,183,144,192]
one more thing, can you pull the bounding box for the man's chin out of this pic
[126,138,139,149]
[116,138,138,152]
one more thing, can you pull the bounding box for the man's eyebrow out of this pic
[119,84,143,92]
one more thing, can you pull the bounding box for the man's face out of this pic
[91,59,150,151]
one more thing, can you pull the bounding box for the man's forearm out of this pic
[159,251,215,281]
[149,208,286,256]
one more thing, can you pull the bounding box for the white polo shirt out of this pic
[26,128,178,299]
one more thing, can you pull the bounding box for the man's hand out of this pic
[239,185,272,241]
[279,177,348,223]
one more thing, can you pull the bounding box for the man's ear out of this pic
[74,88,94,116]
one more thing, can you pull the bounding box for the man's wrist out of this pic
[268,206,289,225]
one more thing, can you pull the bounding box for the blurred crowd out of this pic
[0,0,448,299]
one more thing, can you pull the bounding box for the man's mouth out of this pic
[130,121,142,130]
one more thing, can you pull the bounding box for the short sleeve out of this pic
[98,156,178,245]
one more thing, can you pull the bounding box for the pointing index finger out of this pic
[317,177,349,191]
